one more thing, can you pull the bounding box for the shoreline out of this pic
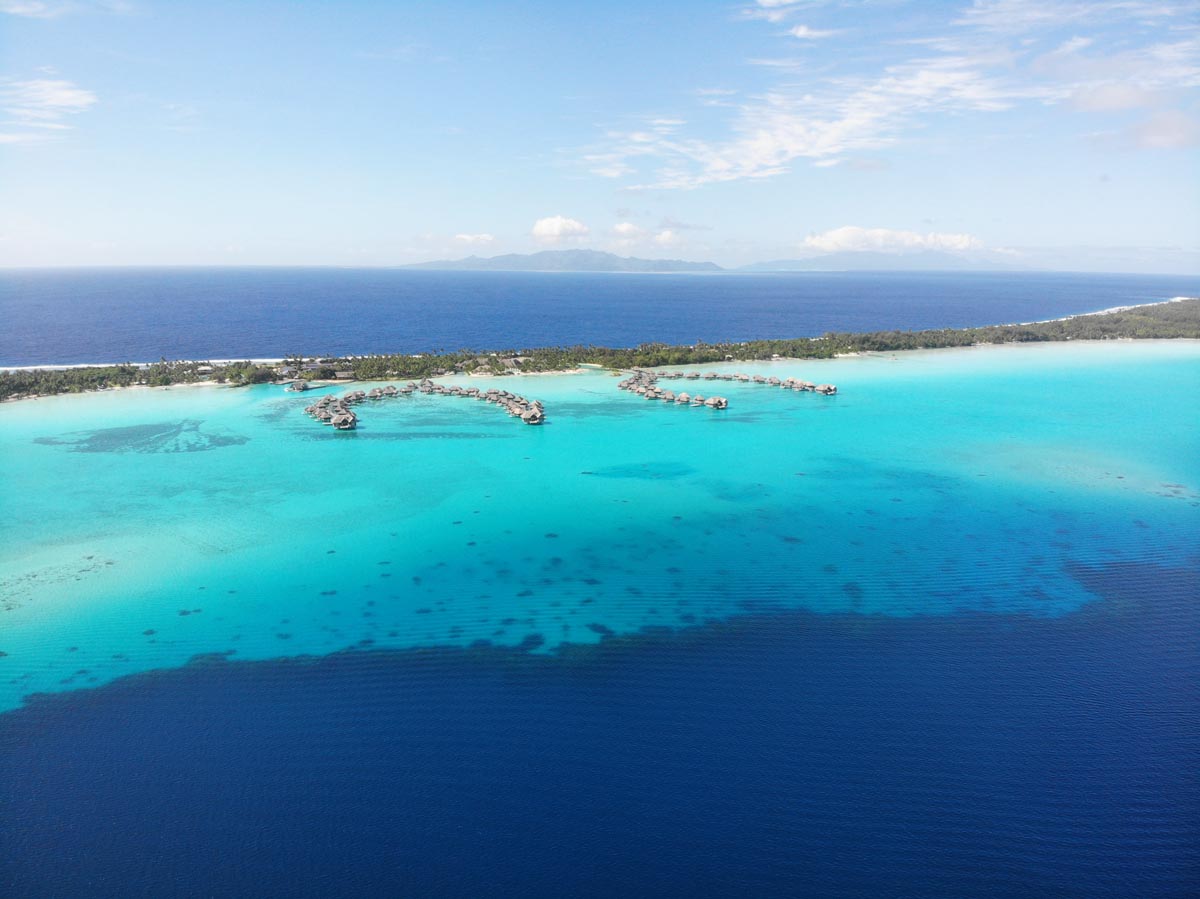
[1005,295,1194,328]
[5,339,1199,406]
[3,297,1197,404]
[3,297,1194,373]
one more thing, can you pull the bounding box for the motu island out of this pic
[3,298,1196,402]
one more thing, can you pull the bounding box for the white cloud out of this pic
[742,0,812,24]
[804,226,983,253]
[1,0,131,16]
[1031,35,1200,95]
[955,1,1181,34]
[747,57,809,71]
[654,229,682,247]
[584,114,690,178]
[789,25,835,39]
[454,233,495,245]
[603,55,1025,189]
[1049,36,1094,57]
[0,77,96,142]
[531,215,590,242]
[584,0,1198,190]
[0,1,62,15]
[612,222,643,237]
[2,78,96,121]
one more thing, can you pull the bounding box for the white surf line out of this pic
[1006,296,1197,328]
[5,298,1196,371]
[0,358,287,373]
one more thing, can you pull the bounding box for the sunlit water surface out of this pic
[2,341,1197,711]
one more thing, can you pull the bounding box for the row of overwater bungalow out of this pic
[303,379,544,430]
[617,370,729,408]
[617,368,837,408]
[635,368,837,394]
[297,366,834,431]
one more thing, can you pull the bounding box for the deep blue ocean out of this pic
[0,267,1195,364]
[2,270,1198,898]
[3,563,1197,897]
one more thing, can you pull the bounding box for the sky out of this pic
[1,0,1198,272]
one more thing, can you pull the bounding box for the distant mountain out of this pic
[405,247,1027,274]
[404,249,723,273]
[738,251,1021,273]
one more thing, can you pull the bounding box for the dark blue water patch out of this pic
[323,430,514,442]
[587,461,698,480]
[33,420,249,453]
[1,561,1197,898]
[2,268,1196,365]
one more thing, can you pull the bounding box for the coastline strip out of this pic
[3,297,1195,373]
[3,298,1198,402]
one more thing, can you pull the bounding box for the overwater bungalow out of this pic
[303,378,546,429]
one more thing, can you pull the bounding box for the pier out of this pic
[616,368,837,407]
[300,368,832,430]
[302,379,545,430]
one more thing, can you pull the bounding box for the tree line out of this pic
[4,299,1196,401]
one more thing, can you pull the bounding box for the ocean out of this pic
[1,271,1198,897]
[0,267,1196,365]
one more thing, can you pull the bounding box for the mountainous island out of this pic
[402,247,1029,274]
[404,249,722,273]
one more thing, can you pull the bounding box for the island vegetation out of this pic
[3,298,1197,402]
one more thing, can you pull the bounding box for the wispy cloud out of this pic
[0,77,96,143]
[955,0,1182,34]
[0,1,63,16]
[0,0,131,17]
[789,25,836,39]
[583,0,1198,190]
[584,115,686,179]
[741,0,818,25]
[598,53,1027,189]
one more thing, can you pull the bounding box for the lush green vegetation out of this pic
[4,299,1197,401]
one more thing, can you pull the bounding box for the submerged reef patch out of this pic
[35,420,248,454]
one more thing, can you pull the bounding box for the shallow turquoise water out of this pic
[2,341,1197,712]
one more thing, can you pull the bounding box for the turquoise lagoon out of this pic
[2,340,1198,713]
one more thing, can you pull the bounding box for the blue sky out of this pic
[1,0,1197,271]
